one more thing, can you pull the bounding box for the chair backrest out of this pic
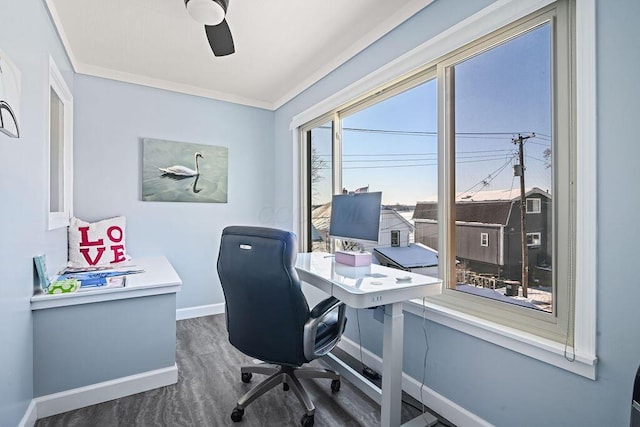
[217,226,310,366]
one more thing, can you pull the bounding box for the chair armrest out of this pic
[310,296,342,318]
[303,297,347,361]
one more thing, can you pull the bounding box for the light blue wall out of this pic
[73,75,275,310]
[274,0,640,425]
[0,1,73,425]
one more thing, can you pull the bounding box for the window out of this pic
[526,198,541,213]
[48,57,73,230]
[480,233,488,247]
[295,0,596,377]
[438,1,574,339]
[391,230,400,247]
[301,73,438,254]
[527,232,541,246]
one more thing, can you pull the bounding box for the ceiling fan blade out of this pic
[205,20,235,56]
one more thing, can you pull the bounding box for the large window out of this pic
[438,2,573,341]
[300,0,576,344]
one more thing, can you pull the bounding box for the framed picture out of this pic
[142,138,228,203]
[0,49,21,138]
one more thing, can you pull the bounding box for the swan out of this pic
[159,152,203,176]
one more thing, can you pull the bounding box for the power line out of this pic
[319,156,517,170]
[318,125,550,139]
[315,148,516,158]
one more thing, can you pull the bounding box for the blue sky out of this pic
[313,23,552,206]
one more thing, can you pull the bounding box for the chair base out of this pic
[235,362,340,418]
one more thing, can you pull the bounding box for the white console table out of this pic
[30,256,182,417]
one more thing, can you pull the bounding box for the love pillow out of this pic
[68,216,131,268]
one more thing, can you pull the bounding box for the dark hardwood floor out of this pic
[36,314,452,426]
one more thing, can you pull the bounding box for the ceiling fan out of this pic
[184,0,235,56]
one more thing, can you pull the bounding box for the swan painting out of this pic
[142,138,228,203]
[159,152,203,177]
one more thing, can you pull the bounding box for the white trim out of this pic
[17,400,37,427]
[176,302,225,320]
[33,364,178,419]
[573,0,597,368]
[47,55,73,230]
[292,0,597,378]
[525,197,542,213]
[526,232,542,246]
[73,63,275,110]
[42,0,79,73]
[337,337,491,427]
[404,300,597,379]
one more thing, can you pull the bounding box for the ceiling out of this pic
[44,0,433,110]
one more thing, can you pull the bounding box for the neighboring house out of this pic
[311,203,440,275]
[413,188,552,286]
[311,204,414,252]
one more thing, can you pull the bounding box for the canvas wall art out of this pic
[142,138,228,203]
[0,49,21,138]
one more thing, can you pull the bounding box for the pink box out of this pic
[335,251,372,266]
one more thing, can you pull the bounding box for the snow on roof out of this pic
[456,187,550,202]
[310,204,412,232]
[374,243,438,268]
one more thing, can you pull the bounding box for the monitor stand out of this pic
[335,250,372,266]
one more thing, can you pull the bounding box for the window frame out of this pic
[480,232,489,247]
[526,198,542,214]
[436,3,573,343]
[527,232,542,247]
[47,56,73,230]
[291,0,596,379]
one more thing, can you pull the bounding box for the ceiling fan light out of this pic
[186,0,226,26]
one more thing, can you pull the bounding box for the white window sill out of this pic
[404,298,598,379]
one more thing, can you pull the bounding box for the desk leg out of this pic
[381,302,404,427]
[381,302,439,427]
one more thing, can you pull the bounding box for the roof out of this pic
[311,204,412,233]
[413,201,513,225]
[374,243,438,268]
[456,187,551,202]
[413,187,551,225]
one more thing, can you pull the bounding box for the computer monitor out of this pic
[329,191,382,245]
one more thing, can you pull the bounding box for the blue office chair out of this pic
[217,226,347,427]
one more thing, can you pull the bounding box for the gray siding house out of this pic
[413,188,552,286]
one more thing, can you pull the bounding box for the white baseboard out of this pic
[176,303,225,320]
[18,399,37,427]
[33,364,178,420]
[337,337,492,427]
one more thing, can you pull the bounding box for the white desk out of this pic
[295,252,442,427]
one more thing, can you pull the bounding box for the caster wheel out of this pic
[241,372,252,383]
[301,414,314,427]
[330,379,341,392]
[283,382,290,391]
[231,408,244,422]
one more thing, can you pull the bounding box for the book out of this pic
[34,255,144,294]
[33,255,51,292]
[58,269,144,291]
[34,255,81,294]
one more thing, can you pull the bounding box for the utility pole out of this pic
[512,133,535,298]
